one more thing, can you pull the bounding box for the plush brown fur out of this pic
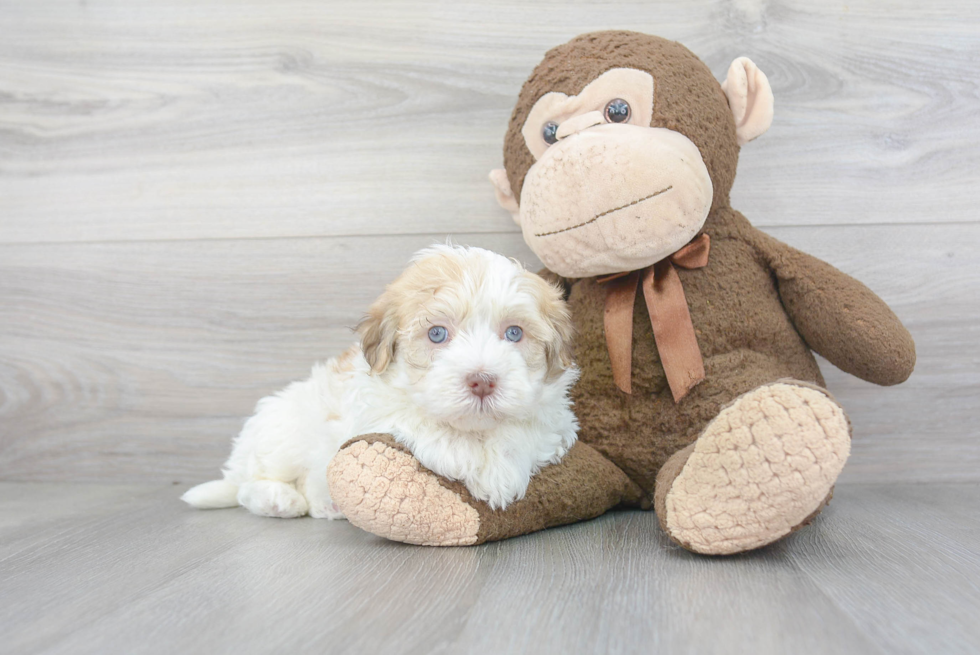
[330,31,916,552]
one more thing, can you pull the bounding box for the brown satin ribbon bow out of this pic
[597,234,711,402]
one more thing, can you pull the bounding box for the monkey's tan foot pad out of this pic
[656,381,850,555]
[327,434,481,546]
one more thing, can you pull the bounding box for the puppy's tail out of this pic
[181,479,240,509]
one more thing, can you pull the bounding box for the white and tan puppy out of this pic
[182,245,579,519]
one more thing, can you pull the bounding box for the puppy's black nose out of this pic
[466,373,497,399]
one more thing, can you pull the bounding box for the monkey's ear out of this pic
[357,295,399,374]
[489,169,521,225]
[721,57,774,146]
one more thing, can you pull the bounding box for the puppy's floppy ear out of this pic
[357,293,399,374]
[540,282,576,380]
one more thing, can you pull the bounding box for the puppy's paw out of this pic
[328,434,481,546]
[308,500,346,520]
[238,480,309,518]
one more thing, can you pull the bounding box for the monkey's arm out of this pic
[755,231,915,386]
[328,434,641,545]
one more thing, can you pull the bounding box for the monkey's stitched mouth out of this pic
[533,185,673,237]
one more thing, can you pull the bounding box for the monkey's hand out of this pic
[758,232,915,386]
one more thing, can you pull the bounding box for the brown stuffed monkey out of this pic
[328,31,915,555]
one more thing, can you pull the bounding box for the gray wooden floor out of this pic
[2,1,980,653]
[2,482,979,654]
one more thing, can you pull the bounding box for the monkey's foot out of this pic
[655,381,850,555]
[327,434,481,546]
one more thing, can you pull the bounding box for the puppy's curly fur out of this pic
[182,245,579,518]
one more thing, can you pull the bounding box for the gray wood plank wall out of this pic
[2,0,978,484]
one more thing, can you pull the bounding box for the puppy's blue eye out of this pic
[504,326,523,343]
[428,326,448,344]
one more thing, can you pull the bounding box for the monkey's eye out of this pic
[542,122,559,145]
[504,326,523,343]
[428,326,448,344]
[604,98,631,123]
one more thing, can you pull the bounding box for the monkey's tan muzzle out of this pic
[520,124,713,279]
